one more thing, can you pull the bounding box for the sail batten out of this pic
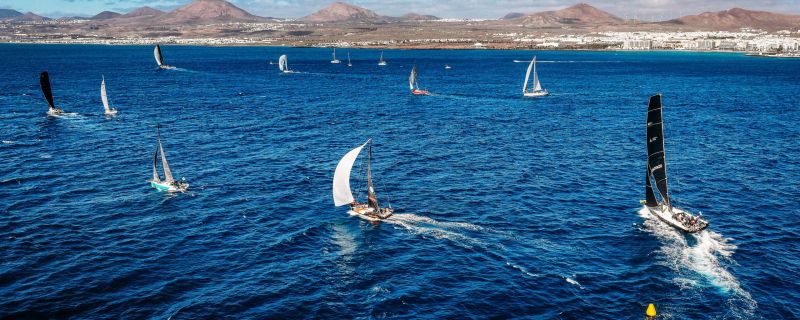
[39,72,56,110]
[646,94,670,206]
[333,140,370,206]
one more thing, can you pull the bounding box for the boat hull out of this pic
[378,62,387,66]
[104,109,118,116]
[647,205,709,233]
[158,65,176,70]
[348,206,393,221]
[411,89,430,95]
[150,180,189,193]
[524,91,549,97]
[331,60,341,64]
[47,108,65,116]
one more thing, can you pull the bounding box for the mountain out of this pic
[400,13,440,21]
[302,2,384,23]
[91,11,121,20]
[157,0,265,24]
[11,12,51,22]
[501,12,525,20]
[672,8,800,31]
[0,9,23,20]
[119,6,165,19]
[507,3,622,26]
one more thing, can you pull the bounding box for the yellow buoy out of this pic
[646,303,657,318]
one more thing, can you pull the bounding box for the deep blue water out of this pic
[1,44,799,319]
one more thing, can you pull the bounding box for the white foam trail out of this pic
[638,207,757,316]
[385,214,489,249]
[506,262,541,278]
[565,275,584,289]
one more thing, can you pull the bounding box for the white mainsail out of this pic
[409,65,417,90]
[333,140,370,206]
[154,45,164,67]
[523,57,534,93]
[532,58,542,91]
[279,55,288,72]
[100,76,110,113]
[158,138,174,182]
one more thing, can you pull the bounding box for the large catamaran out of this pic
[100,76,118,116]
[523,57,548,97]
[333,139,394,220]
[149,125,188,193]
[643,94,708,233]
[153,44,175,70]
[39,71,65,116]
[409,65,430,95]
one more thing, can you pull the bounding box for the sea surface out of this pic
[1,44,799,319]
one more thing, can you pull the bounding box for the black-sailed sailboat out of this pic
[40,71,64,116]
[643,94,708,233]
[154,44,175,70]
[333,139,394,220]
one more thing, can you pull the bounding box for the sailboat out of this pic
[100,76,118,116]
[643,94,708,233]
[331,48,341,64]
[153,44,175,70]
[409,64,430,95]
[522,56,548,97]
[444,64,452,69]
[278,54,294,73]
[378,51,387,66]
[39,71,65,116]
[347,52,352,67]
[148,125,189,193]
[333,139,394,221]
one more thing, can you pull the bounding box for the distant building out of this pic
[623,40,651,50]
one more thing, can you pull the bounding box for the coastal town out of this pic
[1,1,799,56]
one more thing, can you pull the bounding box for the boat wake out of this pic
[638,207,757,317]
[384,213,509,250]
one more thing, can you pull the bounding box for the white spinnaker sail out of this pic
[523,57,534,93]
[409,66,416,90]
[158,140,174,182]
[532,58,542,91]
[279,55,288,72]
[333,140,370,206]
[154,46,163,66]
[100,76,110,113]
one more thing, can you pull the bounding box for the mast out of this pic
[101,76,110,112]
[366,140,380,210]
[156,125,175,183]
[39,71,56,110]
[523,57,534,93]
[646,94,670,207]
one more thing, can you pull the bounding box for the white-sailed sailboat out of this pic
[347,52,352,67]
[409,64,430,95]
[523,56,548,97]
[100,76,118,116]
[643,94,708,233]
[333,139,394,220]
[154,44,175,70]
[331,48,341,64]
[278,54,294,73]
[378,51,387,66]
[149,125,188,193]
[39,71,65,116]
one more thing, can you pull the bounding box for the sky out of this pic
[2,0,799,20]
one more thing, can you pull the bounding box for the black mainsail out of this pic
[39,71,56,110]
[645,165,658,207]
[646,94,670,207]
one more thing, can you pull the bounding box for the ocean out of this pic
[1,44,799,319]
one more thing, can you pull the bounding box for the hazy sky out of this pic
[3,0,800,20]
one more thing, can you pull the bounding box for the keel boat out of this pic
[39,71,65,116]
[154,45,176,70]
[523,56,548,97]
[347,52,352,67]
[278,54,294,73]
[409,65,430,95]
[643,94,708,233]
[331,48,341,64]
[100,76,118,116]
[149,125,188,193]
[378,51,387,66]
[333,139,394,221]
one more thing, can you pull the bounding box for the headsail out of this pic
[523,57,534,93]
[409,65,417,90]
[279,55,288,72]
[646,94,670,206]
[39,71,56,110]
[532,58,542,91]
[156,126,175,183]
[333,140,370,206]
[154,45,164,67]
[100,76,110,113]
[152,144,161,183]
